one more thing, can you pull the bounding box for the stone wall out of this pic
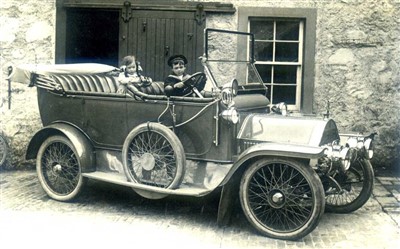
[0,0,55,168]
[0,0,399,171]
[313,0,400,171]
[207,0,400,171]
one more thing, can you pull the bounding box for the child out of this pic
[117,55,152,94]
[164,55,193,96]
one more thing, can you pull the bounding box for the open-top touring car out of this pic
[12,29,375,240]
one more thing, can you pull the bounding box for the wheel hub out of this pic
[269,190,286,208]
[140,153,156,171]
[52,163,62,174]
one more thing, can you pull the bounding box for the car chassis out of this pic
[12,29,375,240]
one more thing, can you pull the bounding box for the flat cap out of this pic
[167,55,188,66]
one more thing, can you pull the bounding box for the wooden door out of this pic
[120,10,205,81]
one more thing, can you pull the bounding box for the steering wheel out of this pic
[182,72,206,97]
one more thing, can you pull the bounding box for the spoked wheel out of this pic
[240,157,325,240]
[0,134,8,167]
[325,158,374,213]
[37,135,86,201]
[122,123,185,190]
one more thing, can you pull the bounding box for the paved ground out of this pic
[0,169,399,249]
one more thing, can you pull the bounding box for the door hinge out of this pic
[195,3,206,25]
[122,1,132,23]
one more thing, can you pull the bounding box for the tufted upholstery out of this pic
[50,74,166,97]
[38,73,214,102]
[51,74,119,93]
[132,81,165,95]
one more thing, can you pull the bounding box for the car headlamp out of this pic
[220,79,239,106]
[221,108,239,124]
[324,144,351,171]
[346,137,358,148]
[364,138,374,159]
[339,147,351,171]
[345,135,374,159]
[221,88,233,105]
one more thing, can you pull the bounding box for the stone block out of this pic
[383,206,400,213]
[379,180,394,186]
[377,177,398,182]
[328,49,355,65]
[375,196,400,207]
[392,190,400,202]
[26,21,53,42]
[373,185,392,197]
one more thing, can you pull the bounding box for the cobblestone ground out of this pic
[1,170,399,249]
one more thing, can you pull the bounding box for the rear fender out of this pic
[26,123,95,172]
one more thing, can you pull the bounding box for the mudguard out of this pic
[26,122,95,172]
[216,142,325,226]
[221,142,325,186]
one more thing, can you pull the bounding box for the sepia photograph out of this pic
[1,0,399,248]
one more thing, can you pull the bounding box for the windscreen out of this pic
[204,29,263,88]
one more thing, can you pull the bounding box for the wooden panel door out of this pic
[121,10,205,81]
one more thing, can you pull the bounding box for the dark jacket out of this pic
[164,73,193,96]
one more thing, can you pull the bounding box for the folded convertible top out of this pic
[10,63,118,85]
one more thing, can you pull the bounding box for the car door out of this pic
[83,95,128,148]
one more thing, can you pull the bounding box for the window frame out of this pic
[238,7,317,114]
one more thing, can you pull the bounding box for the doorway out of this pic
[58,6,206,79]
[65,9,120,66]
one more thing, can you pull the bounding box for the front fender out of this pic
[220,142,325,185]
[26,123,95,172]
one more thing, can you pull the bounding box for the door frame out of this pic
[55,0,235,64]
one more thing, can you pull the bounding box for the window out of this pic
[238,7,317,113]
[250,19,304,108]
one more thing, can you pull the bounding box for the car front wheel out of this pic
[325,158,374,213]
[240,157,325,240]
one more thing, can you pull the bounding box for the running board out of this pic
[82,171,213,197]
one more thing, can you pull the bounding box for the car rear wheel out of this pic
[240,157,325,240]
[37,135,86,201]
[122,123,185,190]
[325,158,374,213]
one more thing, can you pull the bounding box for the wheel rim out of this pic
[127,131,177,188]
[40,141,80,195]
[246,162,315,233]
[326,159,365,206]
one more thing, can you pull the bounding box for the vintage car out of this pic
[12,29,375,240]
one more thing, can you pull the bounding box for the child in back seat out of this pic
[117,55,152,94]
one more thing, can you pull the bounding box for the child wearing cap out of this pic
[164,55,194,96]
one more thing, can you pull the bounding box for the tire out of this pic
[122,123,185,189]
[0,134,9,167]
[239,157,325,240]
[37,135,86,201]
[325,158,374,213]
